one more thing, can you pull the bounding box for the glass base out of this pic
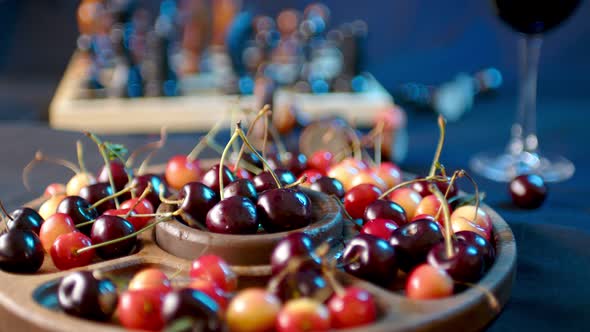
[469,150,575,182]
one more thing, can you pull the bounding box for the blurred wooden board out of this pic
[49,52,393,134]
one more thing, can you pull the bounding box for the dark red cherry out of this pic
[56,196,99,234]
[206,196,258,234]
[342,234,398,286]
[455,231,495,270]
[201,164,237,194]
[363,199,407,226]
[509,174,547,209]
[427,241,485,283]
[79,182,116,214]
[411,178,458,198]
[344,184,382,220]
[162,288,223,331]
[179,182,219,226]
[223,179,258,202]
[7,207,44,235]
[389,219,444,272]
[309,176,345,199]
[271,232,320,275]
[268,152,308,176]
[0,229,44,273]
[129,174,169,209]
[98,159,129,192]
[253,169,296,193]
[58,271,118,321]
[257,189,312,233]
[90,215,136,259]
[232,151,263,170]
[274,264,333,302]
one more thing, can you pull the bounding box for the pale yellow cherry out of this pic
[38,194,66,220]
[66,172,96,196]
[226,288,281,332]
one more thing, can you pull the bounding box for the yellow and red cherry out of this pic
[66,172,96,196]
[128,268,172,293]
[226,288,281,332]
[349,170,387,191]
[454,231,495,270]
[179,182,219,226]
[257,188,312,232]
[389,219,444,272]
[0,229,45,273]
[389,188,422,220]
[58,271,118,321]
[276,298,331,332]
[79,182,116,214]
[90,215,136,259]
[39,194,66,220]
[190,254,238,292]
[44,183,66,197]
[309,150,334,174]
[414,194,451,226]
[206,196,259,234]
[363,199,407,226]
[344,183,382,220]
[342,234,398,286]
[6,207,44,235]
[509,174,547,209]
[97,159,129,192]
[451,215,489,240]
[327,287,377,328]
[406,264,453,299]
[56,196,99,234]
[39,213,76,252]
[427,241,485,283]
[309,176,345,199]
[327,164,359,191]
[120,197,154,230]
[50,232,95,270]
[117,289,165,331]
[164,155,201,191]
[188,278,229,311]
[361,218,399,240]
[201,164,237,194]
[373,162,402,188]
[451,205,492,235]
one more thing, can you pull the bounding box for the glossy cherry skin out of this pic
[0,229,44,273]
[190,255,238,292]
[128,174,169,210]
[509,174,547,209]
[188,279,229,312]
[90,215,136,259]
[257,189,312,233]
[309,176,345,199]
[361,218,399,240]
[406,264,453,299]
[206,196,258,234]
[117,289,166,331]
[57,271,118,321]
[308,150,334,174]
[411,178,458,198]
[363,199,407,226]
[271,232,320,275]
[389,219,444,272]
[344,184,382,220]
[39,213,76,252]
[179,182,219,226]
[232,150,263,170]
[128,268,172,293]
[120,197,154,230]
[274,265,333,302]
[342,234,398,286]
[223,179,258,202]
[56,196,99,235]
[269,152,308,176]
[201,164,237,195]
[427,241,485,283]
[44,183,66,197]
[226,288,281,332]
[79,182,116,214]
[253,169,297,193]
[327,287,377,328]
[165,155,201,190]
[161,288,223,331]
[7,207,44,235]
[454,231,495,270]
[97,159,129,192]
[373,162,402,188]
[276,298,331,332]
[50,232,95,270]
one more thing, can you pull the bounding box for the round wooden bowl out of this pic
[153,188,343,275]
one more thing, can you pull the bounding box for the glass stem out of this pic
[509,35,542,155]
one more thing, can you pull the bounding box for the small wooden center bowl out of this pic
[154,188,343,275]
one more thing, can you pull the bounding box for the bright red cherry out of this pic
[117,289,166,331]
[406,264,453,299]
[309,150,334,174]
[300,169,323,187]
[328,287,377,328]
[190,255,238,292]
[344,184,382,220]
[97,159,129,192]
[361,218,399,240]
[50,232,95,270]
[509,174,547,209]
[39,213,76,253]
[165,155,201,191]
[120,197,154,230]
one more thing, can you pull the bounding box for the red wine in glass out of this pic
[470,0,581,182]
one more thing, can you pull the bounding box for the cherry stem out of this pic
[187,120,224,162]
[234,105,271,171]
[461,170,481,222]
[379,177,429,200]
[76,140,92,185]
[331,196,362,231]
[88,185,135,210]
[237,160,262,175]
[262,112,269,169]
[345,126,363,161]
[285,175,307,189]
[429,184,454,259]
[374,121,384,166]
[85,132,120,209]
[219,130,241,200]
[322,267,345,296]
[124,184,152,219]
[236,125,282,190]
[159,184,184,205]
[0,201,13,222]
[266,257,304,295]
[75,218,97,228]
[104,146,135,198]
[434,170,463,221]
[133,127,168,175]
[22,151,80,192]
[429,116,447,178]
[268,118,287,161]
[207,139,225,155]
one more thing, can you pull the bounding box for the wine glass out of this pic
[470,0,581,182]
